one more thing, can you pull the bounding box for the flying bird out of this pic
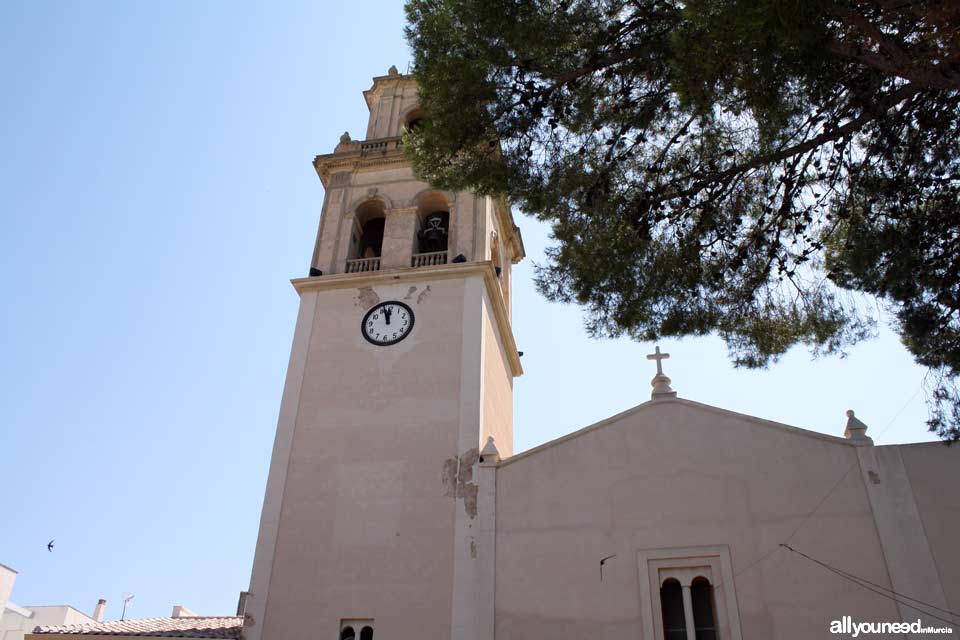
[47,540,55,552]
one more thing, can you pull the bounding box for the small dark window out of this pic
[359,626,373,640]
[339,626,355,640]
[359,217,385,258]
[692,577,717,640]
[660,579,687,640]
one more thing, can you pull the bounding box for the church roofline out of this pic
[499,396,861,469]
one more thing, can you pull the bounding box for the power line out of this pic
[783,462,858,546]
[711,544,784,593]
[780,544,959,628]
[875,384,924,439]
[781,382,924,548]
[712,384,926,594]
[825,557,959,619]
[715,458,859,592]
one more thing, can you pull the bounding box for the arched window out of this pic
[359,217,385,258]
[412,191,451,267]
[691,577,717,640]
[660,578,687,640]
[339,626,355,640]
[359,626,373,640]
[404,108,425,132]
[346,200,386,273]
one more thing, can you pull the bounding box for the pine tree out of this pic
[405,0,960,440]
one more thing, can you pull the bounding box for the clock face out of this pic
[361,301,415,346]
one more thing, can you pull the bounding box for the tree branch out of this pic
[659,83,921,202]
[826,40,960,90]
[827,7,960,90]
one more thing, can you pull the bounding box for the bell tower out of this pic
[243,67,524,640]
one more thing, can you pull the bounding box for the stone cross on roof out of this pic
[646,346,669,375]
[646,345,677,400]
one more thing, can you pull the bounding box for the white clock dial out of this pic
[361,301,415,346]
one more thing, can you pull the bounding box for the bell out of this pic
[419,213,448,253]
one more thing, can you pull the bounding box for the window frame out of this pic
[338,619,373,640]
[637,545,743,640]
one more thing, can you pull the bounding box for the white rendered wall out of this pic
[493,399,914,639]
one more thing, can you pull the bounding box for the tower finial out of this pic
[334,131,358,154]
[480,436,500,464]
[844,409,873,444]
[646,346,676,399]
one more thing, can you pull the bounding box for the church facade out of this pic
[237,68,960,640]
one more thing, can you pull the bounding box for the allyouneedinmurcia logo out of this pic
[830,617,954,636]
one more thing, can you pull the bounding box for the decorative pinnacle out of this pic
[646,345,676,399]
[334,131,357,154]
[480,436,501,465]
[844,409,873,444]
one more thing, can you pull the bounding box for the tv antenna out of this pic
[121,593,135,621]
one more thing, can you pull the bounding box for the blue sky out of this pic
[0,0,935,622]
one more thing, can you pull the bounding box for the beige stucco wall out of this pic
[481,290,513,458]
[493,399,906,639]
[249,265,518,640]
[452,193,479,266]
[899,442,960,614]
[258,277,466,640]
[363,74,418,140]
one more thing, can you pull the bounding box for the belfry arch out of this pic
[344,198,387,273]
[413,190,452,266]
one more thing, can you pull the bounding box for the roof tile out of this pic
[32,616,242,638]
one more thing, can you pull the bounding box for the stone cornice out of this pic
[313,139,408,189]
[362,72,416,111]
[291,262,523,376]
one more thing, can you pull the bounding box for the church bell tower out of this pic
[243,67,524,640]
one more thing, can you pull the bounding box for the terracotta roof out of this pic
[32,617,243,638]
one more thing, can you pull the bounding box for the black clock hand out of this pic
[384,308,392,325]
